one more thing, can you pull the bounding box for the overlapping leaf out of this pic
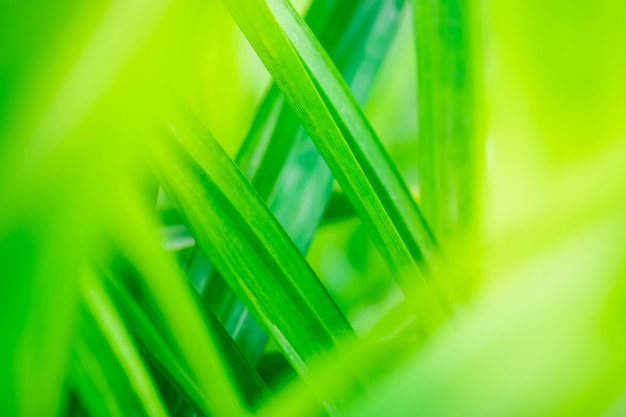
[187,0,406,367]
[107,191,248,417]
[220,0,449,327]
[149,101,358,395]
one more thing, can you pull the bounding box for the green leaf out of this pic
[149,100,358,389]
[412,0,485,297]
[220,0,449,325]
[69,334,127,417]
[79,269,169,417]
[102,275,212,416]
[107,189,248,417]
[103,270,271,411]
[188,0,406,368]
[241,0,405,251]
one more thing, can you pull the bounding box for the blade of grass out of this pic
[101,275,212,416]
[321,139,426,225]
[107,187,248,417]
[102,269,271,411]
[220,0,449,325]
[156,5,411,377]
[412,0,485,297]
[150,101,360,392]
[155,6,403,390]
[79,268,169,417]
[70,320,142,417]
[189,0,406,367]
[247,0,406,251]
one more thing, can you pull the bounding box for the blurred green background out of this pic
[1,0,626,415]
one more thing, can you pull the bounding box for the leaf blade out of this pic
[220,0,450,325]
[150,101,358,386]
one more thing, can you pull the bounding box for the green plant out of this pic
[2,0,626,416]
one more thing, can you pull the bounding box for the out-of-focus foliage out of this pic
[1,0,625,416]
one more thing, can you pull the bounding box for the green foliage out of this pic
[1,0,626,416]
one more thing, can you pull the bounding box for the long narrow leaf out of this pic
[80,270,169,417]
[150,101,358,388]
[103,272,270,411]
[70,335,127,417]
[220,0,449,323]
[412,0,485,298]
[191,0,406,367]
[107,189,248,417]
